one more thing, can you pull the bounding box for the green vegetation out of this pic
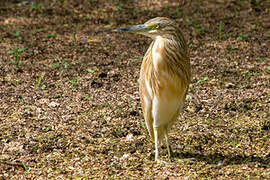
[73,30,77,43]
[47,33,57,38]
[197,76,208,83]
[36,75,46,89]
[7,47,26,67]
[87,68,95,73]
[30,3,43,9]
[218,22,222,41]
[237,33,249,40]
[31,29,44,34]
[186,19,205,35]
[15,31,22,41]
[70,76,81,86]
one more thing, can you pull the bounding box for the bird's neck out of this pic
[151,36,167,72]
[151,35,190,74]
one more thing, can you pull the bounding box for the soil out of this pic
[0,0,269,179]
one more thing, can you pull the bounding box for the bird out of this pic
[114,17,191,162]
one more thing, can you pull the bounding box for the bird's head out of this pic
[113,17,178,39]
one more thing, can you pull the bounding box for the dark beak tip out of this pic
[112,24,147,33]
[113,27,130,32]
[112,28,124,32]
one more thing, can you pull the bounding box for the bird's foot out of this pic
[155,158,170,164]
[155,158,165,164]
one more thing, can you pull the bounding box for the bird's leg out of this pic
[164,126,172,162]
[153,127,160,162]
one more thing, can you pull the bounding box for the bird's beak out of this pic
[113,24,150,33]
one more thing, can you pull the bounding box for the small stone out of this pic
[49,101,59,108]
[125,134,134,141]
[122,154,129,159]
[226,82,235,88]
[217,160,224,166]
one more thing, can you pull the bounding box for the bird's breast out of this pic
[150,37,186,100]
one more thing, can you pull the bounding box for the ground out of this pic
[0,0,270,179]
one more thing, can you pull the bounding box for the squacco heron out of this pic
[114,17,191,162]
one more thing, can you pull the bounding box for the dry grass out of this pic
[0,0,269,179]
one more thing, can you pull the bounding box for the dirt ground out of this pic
[0,0,269,179]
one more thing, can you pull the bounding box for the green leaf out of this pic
[203,77,208,81]
[87,68,95,73]
[236,37,242,41]
[8,50,15,54]
[186,19,193,25]
[197,76,208,83]
[21,162,28,171]
[258,57,265,62]
[15,31,22,41]
[18,47,26,52]
[131,56,143,62]
[30,3,43,9]
[41,85,46,90]
[47,33,57,37]
[218,22,222,41]
[24,105,33,109]
[237,84,244,89]
[31,29,44,34]
[37,75,42,87]
[237,33,249,40]
[267,66,270,71]
[73,31,77,42]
